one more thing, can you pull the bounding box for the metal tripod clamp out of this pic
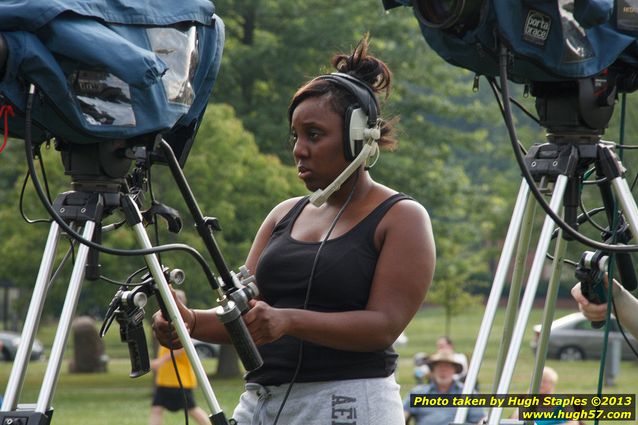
[224,265,259,313]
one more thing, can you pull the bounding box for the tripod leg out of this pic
[599,145,638,241]
[127,199,225,421]
[36,221,97,413]
[491,191,537,392]
[453,180,530,424]
[530,226,567,394]
[487,174,569,425]
[611,176,638,241]
[2,222,62,411]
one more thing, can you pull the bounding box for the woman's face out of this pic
[291,95,348,192]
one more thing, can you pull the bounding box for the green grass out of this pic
[1,358,242,425]
[1,305,636,424]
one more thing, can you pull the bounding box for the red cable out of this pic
[0,104,14,153]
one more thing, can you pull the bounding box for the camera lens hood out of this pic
[412,0,482,34]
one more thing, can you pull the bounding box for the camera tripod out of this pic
[451,80,638,425]
[0,138,261,425]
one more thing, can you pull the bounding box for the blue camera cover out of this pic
[387,0,638,82]
[0,0,224,162]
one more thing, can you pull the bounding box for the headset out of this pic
[317,72,380,161]
[289,72,382,206]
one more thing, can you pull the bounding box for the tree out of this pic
[0,0,556,357]
[210,1,526,335]
[213,0,402,159]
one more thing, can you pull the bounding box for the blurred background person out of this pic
[412,336,468,384]
[510,366,580,425]
[436,336,468,382]
[404,349,485,425]
[149,290,209,425]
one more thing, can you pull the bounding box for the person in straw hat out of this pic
[403,349,486,425]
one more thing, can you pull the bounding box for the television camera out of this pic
[381,0,638,258]
[382,1,638,424]
[0,1,262,425]
[386,0,638,82]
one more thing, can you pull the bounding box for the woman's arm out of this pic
[153,197,302,347]
[571,279,638,338]
[243,199,436,351]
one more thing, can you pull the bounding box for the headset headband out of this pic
[288,72,380,126]
[315,72,379,126]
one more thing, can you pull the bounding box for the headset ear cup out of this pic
[343,104,356,161]
[344,105,368,161]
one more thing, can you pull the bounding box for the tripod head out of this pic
[58,140,131,187]
[54,135,158,191]
[523,75,638,296]
[531,76,615,143]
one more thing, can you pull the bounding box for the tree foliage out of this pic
[211,1,526,330]
[0,1,553,343]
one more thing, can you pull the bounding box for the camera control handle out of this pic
[216,302,263,372]
[575,251,608,329]
[117,306,151,378]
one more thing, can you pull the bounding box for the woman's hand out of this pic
[570,281,610,322]
[243,299,289,346]
[151,287,195,349]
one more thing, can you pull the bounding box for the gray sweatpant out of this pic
[231,375,403,425]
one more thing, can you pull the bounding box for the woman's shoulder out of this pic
[371,187,432,246]
[372,184,429,222]
[389,195,429,221]
[264,196,307,226]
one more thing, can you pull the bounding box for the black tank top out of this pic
[246,193,411,385]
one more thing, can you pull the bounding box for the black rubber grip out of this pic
[121,321,150,378]
[223,316,263,372]
[576,273,607,329]
[216,304,263,371]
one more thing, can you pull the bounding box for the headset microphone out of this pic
[309,132,379,207]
